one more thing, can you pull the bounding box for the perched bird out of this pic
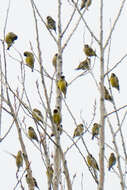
[5,32,18,50]
[46,16,56,32]
[26,174,39,189]
[104,86,113,102]
[108,153,116,171]
[24,51,34,72]
[110,73,120,91]
[16,150,23,170]
[75,58,91,70]
[73,124,84,138]
[52,53,58,71]
[32,108,43,122]
[92,123,100,140]
[46,165,54,189]
[83,44,96,57]
[87,154,99,171]
[57,75,68,98]
[4,150,23,170]
[53,108,61,126]
[28,127,38,142]
[80,0,92,10]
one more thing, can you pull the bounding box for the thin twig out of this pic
[104,0,126,50]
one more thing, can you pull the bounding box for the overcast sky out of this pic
[0,0,127,189]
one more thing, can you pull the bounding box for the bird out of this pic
[46,16,56,32]
[32,108,43,122]
[52,53,58,71]
[57,75,68,98]
[4,150,23,170]
[73,124,84,138]
[28,127,38,142]
[75,58,91,70]
[83,44,97,57]
[110,73,120,91]
[24,51,34,72]
[92,123,100,140]
[53,108,61,126]
[5,32,18,50]
[108,153,116,171]
[16,150,23,170]
[104,86,113,102]
[87,154,99,171]
[25,174,39,189]
[46,165,54,190]
[80,0,92,10]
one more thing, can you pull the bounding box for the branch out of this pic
[104,0,126,49]
[98,0,105,189]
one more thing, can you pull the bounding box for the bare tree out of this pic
[0,0,127,190]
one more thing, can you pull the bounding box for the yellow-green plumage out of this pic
[75,58,90,70]
[87,154,99,171]
[108,153,116,171]
[24,51,34,72]
[84,44,96,57]
[104,86,113,102]
[5,32,18,50]
[92,123,100,140]
[16,150,23,169]
[46,16,56,32]
[110,73,120,91]
[32,108,43,122]
[73,124,84,138]
[53,109,61,125]
[80,0,92,10]
[28,127,38,141]
[57,76,68,98]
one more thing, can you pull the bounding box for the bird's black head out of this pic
[111,73,115,77]
[24,52,27,56]
[13,36,18,40]
[53,109,58,114]
[61,75,65,79]
[47,16,51,20]
[84,44,89,48]
[28,126,33,130]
